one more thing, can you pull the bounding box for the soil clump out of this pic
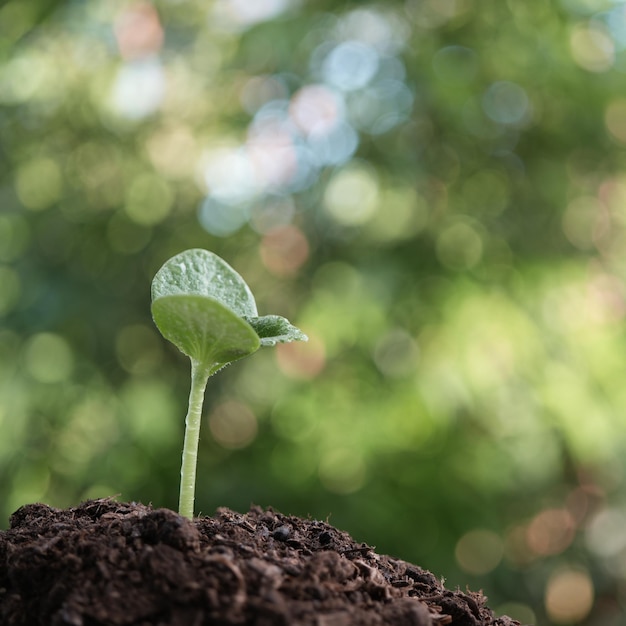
[0,499,520,625]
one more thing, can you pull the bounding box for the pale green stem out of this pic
[178,359,211,519]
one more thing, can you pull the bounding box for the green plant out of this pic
[151,248,307,519]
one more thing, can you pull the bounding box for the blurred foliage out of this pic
[2,0,626,623]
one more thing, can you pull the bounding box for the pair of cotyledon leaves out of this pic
[151,249,307,375]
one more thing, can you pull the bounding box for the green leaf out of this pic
[151,248,307,372]
[151,248,258,318]
[151,294,260,372]
[246,315,309,346]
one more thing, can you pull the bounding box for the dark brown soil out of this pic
[0,499,521,626]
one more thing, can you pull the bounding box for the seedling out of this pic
[151,248,307,519]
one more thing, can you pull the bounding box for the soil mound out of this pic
[0,499,520,625]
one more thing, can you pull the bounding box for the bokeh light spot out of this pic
[121,379,178,447]
[482,81,530,125]
[54,398,120,474]
[324,163,380,225]
[544,568,594,624]
[201,144,256,204]
[322,41,380,92]
[0,52,52,105]
[570,23,615,72]
[562,196,608,250]
[67,142,123,210]
[110,59,165,120]
[146,126,198,180]
[198,196,249,237]
[114,2,164,60]
[260,225,309,277]
[289,85,358,166]
[436,221,483,270]
[15,157,63,211]
[119,376,182,450]
[247,114,301,191]
[290,84,344,135]
[209,400,258,449]
[308,120,359,167]
[455,529,504,575]
[601,4,626,49]
[276,333,326,380]
[585,507,626,558]
[23,333,74,383]
[124,173,173,225]
[373,328,419,378]
[366,187,429,242]
[526,508,576,556]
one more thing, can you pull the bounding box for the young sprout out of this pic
[151,249,307,519]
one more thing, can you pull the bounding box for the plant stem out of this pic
[178,359,211,519]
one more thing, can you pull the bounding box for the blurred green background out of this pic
[2,0,626,623]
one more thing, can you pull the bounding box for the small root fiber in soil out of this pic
[0,499,521,626]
